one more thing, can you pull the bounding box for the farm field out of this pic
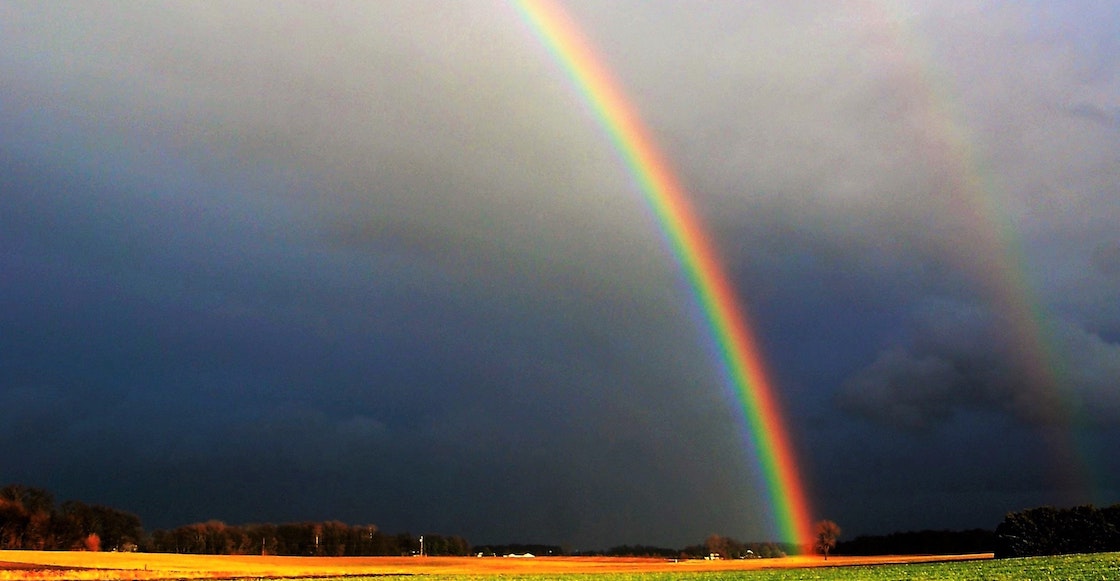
[2,551,1119,580]
[0,550,1042,581]
[0,551,989,579]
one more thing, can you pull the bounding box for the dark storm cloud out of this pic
[627,0,1120,434]
[836,348,964,431]
[588,0,1120,529]
[837,301,1120,429]
[2,0,1119,546]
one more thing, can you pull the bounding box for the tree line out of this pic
[477,536,797,559]
[0,483,804,559]
[835,528,996,556]
[995,504,1120,558]
[23,482,1117,559]
[691,533,797,559]
[0,484,143,551]
[148,521,470,556]
[0,483,837,559]
[0,484,468,556]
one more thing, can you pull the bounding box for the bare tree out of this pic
[814,520,841,559]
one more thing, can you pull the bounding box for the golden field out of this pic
[0,550,993,580]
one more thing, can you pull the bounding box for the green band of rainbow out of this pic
[515,0,813,546]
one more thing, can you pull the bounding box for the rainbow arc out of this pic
[515,0,814,546]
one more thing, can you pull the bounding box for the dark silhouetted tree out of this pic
[814,520,841,559]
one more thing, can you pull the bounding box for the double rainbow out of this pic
[515,0,814,546]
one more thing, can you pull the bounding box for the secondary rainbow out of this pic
[514,0,814,546]
[856,1,1094,499]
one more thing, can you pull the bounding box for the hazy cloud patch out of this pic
[840,303,1120,429]
[1051,320,1120,424]
[1092,241,1120,277]
[837,347,964,430]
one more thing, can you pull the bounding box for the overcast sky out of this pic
[2,1,1119,549]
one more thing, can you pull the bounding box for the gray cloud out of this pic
[1053,320,1120,424]
[838,300,1120,429]
[836,348,964,430]
[2,0,1119,544]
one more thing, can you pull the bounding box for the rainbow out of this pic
[855,2,1093,500]
[514,0,814,546]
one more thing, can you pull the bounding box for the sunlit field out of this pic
[0,551,988,579]
[4,551,1120,580]
[8,550,1094,581]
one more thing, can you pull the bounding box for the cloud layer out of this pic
[2,1,1119,545]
